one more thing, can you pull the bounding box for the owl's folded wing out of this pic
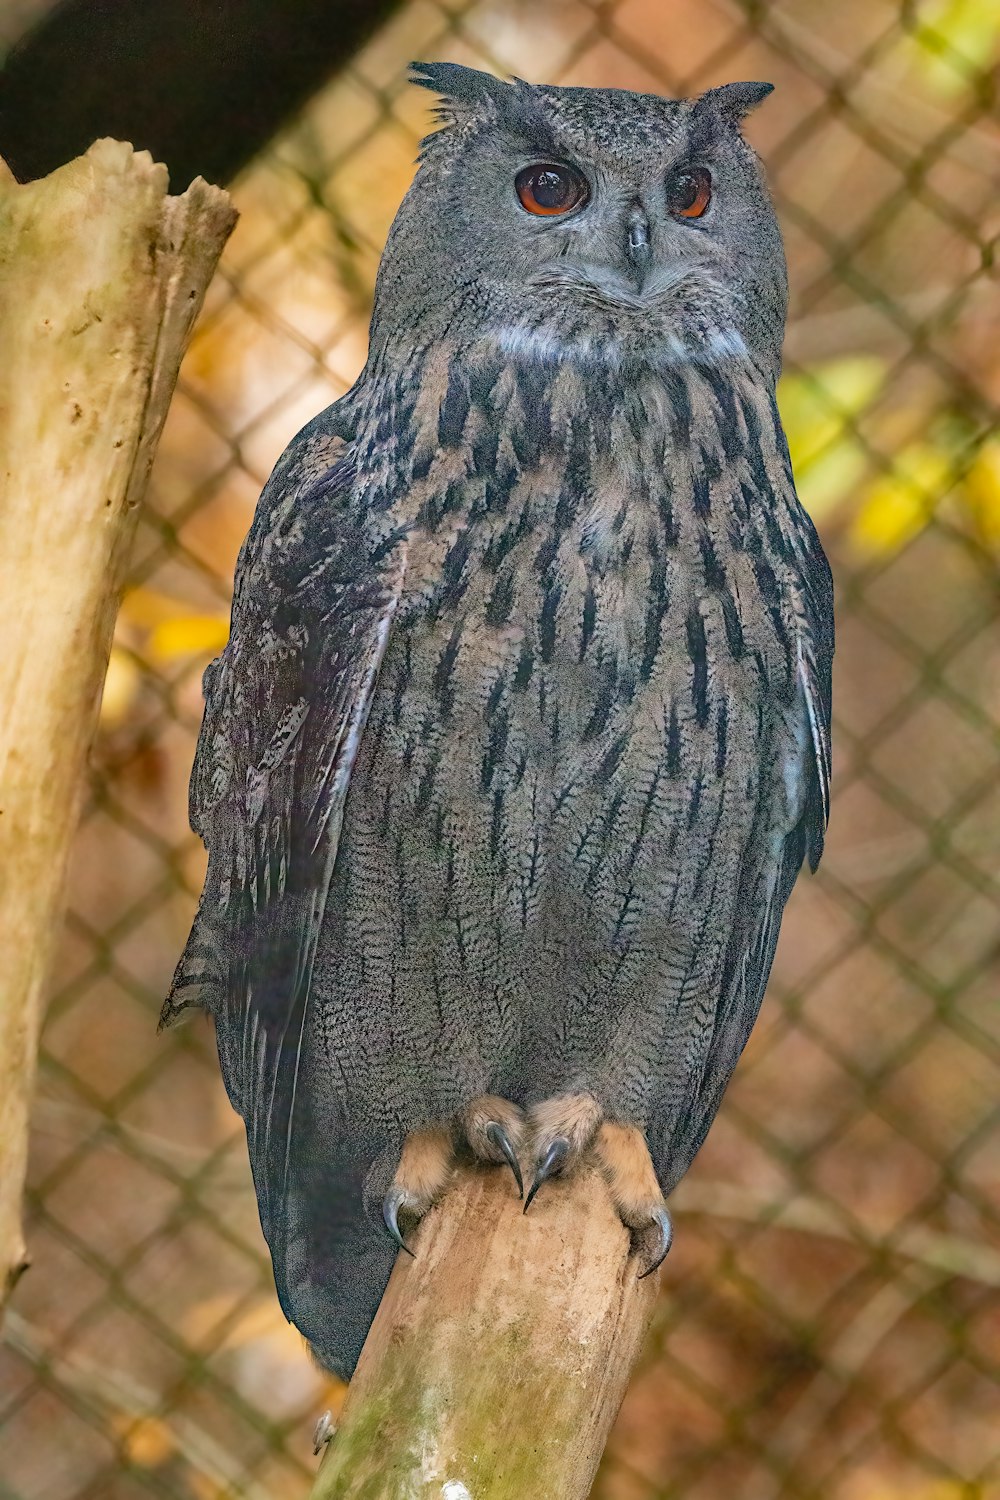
[161,437,406,1236]
[666,517,833,1185]
[797,512,834,870]
[667,735,824,1185]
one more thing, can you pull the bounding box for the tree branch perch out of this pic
[0,140,235,1311]
[311,1162,658,1499]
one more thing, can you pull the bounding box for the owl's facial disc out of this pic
[495,131,781,372]
[519,159,716,302]
[499,143,771,370]
[500,161,742,371]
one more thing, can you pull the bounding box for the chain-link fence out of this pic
[2,1,998,1497]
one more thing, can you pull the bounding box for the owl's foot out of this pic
[459,1096,526,1198]
[524,1092,603,1211]
[594,1121,673,1278]
[382,1104,526,1254]
[382,1124,453,1256]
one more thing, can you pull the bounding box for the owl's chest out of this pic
[369,452,784,797]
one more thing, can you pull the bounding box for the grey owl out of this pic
[164,62,833,1381]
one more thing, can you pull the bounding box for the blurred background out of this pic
[1,0,998,1497]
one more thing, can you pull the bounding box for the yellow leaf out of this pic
[99,646,141,727]
[963,437,1000,547]
[778,357,886,520]
[911,0,1000,95]
[149,614,230,661]
[119,586,193,628]
[795,443,874,526]
[780,356,886,465]
[849,442,954,555]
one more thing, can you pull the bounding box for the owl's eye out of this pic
[667,167,712,220]
[515,163,589,217]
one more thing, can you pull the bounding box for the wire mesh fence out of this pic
[1,1,998,1497]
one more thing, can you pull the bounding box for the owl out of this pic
[164,62,833,1380]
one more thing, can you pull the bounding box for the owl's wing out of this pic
[162,420,406,1237]
[669,518,833,1183]
[796,512,834,871]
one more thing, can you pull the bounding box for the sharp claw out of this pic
[638,1206,673,1279]
[524,1136,570,1212]
[486,1121,524,1199]
[382,1186,416,1257]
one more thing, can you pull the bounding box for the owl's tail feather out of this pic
[270,1139,400,1381]
[160,920,394,1378]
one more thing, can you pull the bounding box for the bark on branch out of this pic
[311,1162,658,1499]
[0,141,235,1311]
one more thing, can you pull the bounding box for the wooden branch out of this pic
[0,141,235,1310]
[311,1163,658,1499]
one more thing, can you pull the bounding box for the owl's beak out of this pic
[626,205,652,290]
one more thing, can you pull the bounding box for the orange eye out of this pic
[667,167,712,219]
[515,162,589,217]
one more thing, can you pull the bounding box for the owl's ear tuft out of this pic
[694,80,774,126]
[410,61,511,126]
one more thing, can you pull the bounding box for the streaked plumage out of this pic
[164,62,833,1378]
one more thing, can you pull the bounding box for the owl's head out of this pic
[370,63,787,384]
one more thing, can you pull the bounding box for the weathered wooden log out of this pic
[310,1162,658,1500]
[0,141,235,1309]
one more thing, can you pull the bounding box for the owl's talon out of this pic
[524,1093,603,1211]
[524,1136,570,1212]
[460,1096,526,1193]
[637,1205,673,1279]
[382,1186,417,1257]
[486,1120,524,1198]
[593,1119,671,1273]
[382,1123,453,1255]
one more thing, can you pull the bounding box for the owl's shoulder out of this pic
[256,400,356,527]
